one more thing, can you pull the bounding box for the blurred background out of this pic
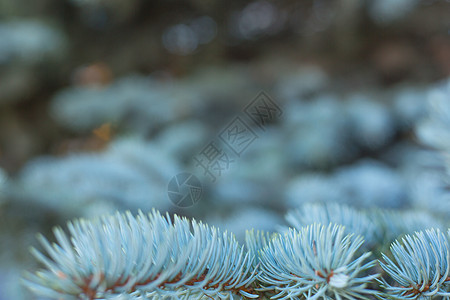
[0,0,449,298]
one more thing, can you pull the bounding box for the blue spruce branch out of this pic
[285,203,379,249]
[23,210,258,299]
[25,207,450,300]
[379,228,450,300]
[247,223,379,300]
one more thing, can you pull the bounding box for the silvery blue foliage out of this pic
[234,130,286,182]
[51,76,177,133]
[344,94,395,150]
[162,17,217,55]
[51,67,251,133]
[285,203,378,248]
[24,210,258,299]
[0,20,66,65]
[0,204,41,299]
[9,137,179,217]
[392,86,427,130]
[0,266,33,300]
[380,229,450,299]
[283,96,355,168]
[212,176,275,207]
[206,207,284,243]
[23,206,450,299]
[386,143,443,174]
[416,79,450,148]
[212,152,285,208]
[368,0,420,24]
[416,78,450,173]
[375,209,447,243]
[107,137,179,182]
[0,167,7,201]
[252,223,378,300]
[209,131,286,207]
[274,67,328,101]
[284,160,409,210]
[284,202,447,250]
[412,79,450,218]
[385,143,450,221]
[245,229,273,267]
[284,173,344,208]
[333,160,408,209]
[406,170,450,219]
[154,120,210,161]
